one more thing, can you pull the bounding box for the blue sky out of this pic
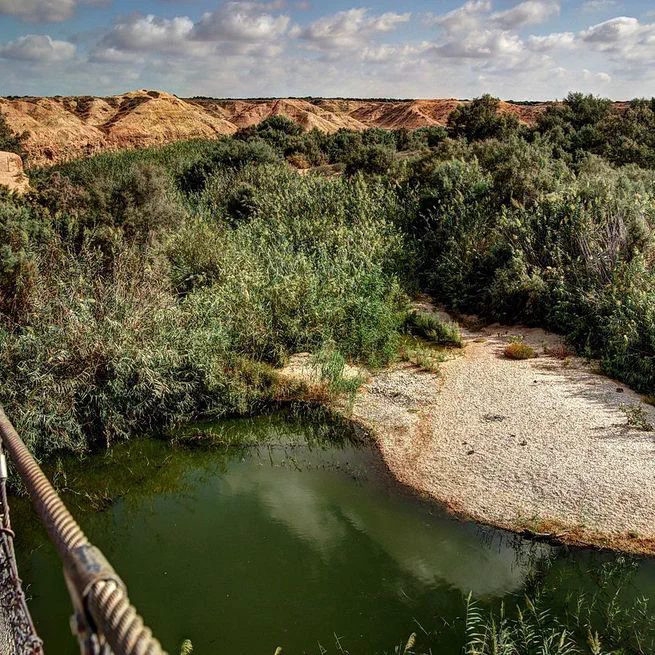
[1,0,654,98]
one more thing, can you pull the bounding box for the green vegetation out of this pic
[1,91,655,457]
[0,138,408,457]
[620,404,654,432]
[405,558,655,655]
[401,343,447,373]
[311,345,366,398]
[504,342,537,360]
[448,94,520,142]
[404,310,463,347]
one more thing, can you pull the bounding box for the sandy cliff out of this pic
[0,151,29,192]
[0,89,552,165]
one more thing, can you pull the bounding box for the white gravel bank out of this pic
[350,318,655,554]
[280,312,655,553]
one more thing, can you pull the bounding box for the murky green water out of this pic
[9,408,655,654]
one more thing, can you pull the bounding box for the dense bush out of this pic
[3,88,655,456]
[170,165,407,365]
[535,92,655,169]
[0,152,407,457]
[344,144,397,177]
[448,94,520,142]
[407,141,655,390]
[177,139,279,193]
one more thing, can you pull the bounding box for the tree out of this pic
[344,144,396,176]
[600,98,655,168]
[534,92,615,162]
[447,95,519,142]
[256,115,304,137]
[236,115,305,156]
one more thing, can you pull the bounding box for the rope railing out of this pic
[0,440,43,655]
[0,407,168,655]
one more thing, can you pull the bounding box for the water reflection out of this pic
[223,443,551,598]
[10,410,655,654]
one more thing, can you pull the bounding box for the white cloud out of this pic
[490,0,560,29]
[577,16,655,65]
[192,2,290,42]
[424,0,561,76]
[96,2,291,61]
[0,34,76,61]
[2,0,654,100]
[582,0,619,12]
[0,0,103,23]
[360,43,428,64]
[583,68,612,83]
[90,46,138,63]
[429,0,559,34]
[527,31,575,51]
[99,14,197,54]
[580,16,640,43]
[433,29,524,60]
[427,0,491,33]
[294,8,410,51]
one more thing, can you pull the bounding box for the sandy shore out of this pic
[282,313,655,554]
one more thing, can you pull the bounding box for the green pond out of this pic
[9,407,655,654]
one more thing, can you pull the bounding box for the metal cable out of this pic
[0,407,167,655]
[0,440,44,655]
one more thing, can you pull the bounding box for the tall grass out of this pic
[459,558,655,655]
[404,310,462,347]
[1,152,407,457]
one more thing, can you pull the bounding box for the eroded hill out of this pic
[0,89,553,165]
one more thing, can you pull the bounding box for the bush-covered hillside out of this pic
[1,92,655,457]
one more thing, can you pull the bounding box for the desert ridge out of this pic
[0,89,554,165]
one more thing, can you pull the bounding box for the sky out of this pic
[0,0,654,99]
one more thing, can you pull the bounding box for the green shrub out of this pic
[0,143,411,455]
[7,97,655,457]
[413,126,448,148]
[177,166,408,367]
[311,345,365,397]
[0,243,262,456]
[448,94,520,142]
[177,140,280,193]
[504,342,537,360]
[344,144,397,177]
[225,182,258,225]
[404,310,462,347]
[402,344,446,372]
[32,161,181,249]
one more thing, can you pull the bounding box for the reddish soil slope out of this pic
[1,89,555,165]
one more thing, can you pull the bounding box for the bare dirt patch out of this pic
[0,151,29,193]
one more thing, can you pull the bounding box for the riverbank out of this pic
[281,311,655,555]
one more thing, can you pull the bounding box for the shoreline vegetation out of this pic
[1,93,655,545]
